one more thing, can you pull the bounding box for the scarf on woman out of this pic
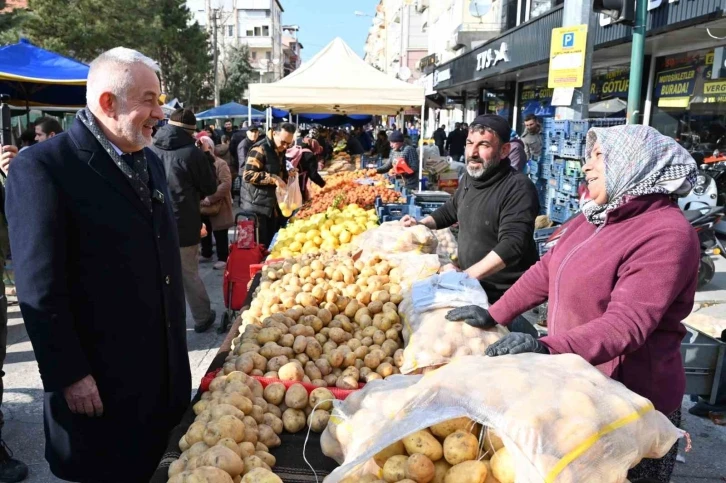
[579,124,697,226]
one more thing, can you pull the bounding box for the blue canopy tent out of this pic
[196,102,266,121]
[271,108,372,127]
[0,39,89,124]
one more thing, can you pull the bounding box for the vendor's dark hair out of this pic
[524,114,538,123]
[276,122,297,134]
[377,130,388,140]
[36,116,63,136]
[20,128,35,146]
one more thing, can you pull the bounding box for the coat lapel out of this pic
[69,121,152,220]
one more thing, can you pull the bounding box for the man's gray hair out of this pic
[86,47,160,111]
[469,124,503,147]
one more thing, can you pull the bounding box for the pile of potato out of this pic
[434,228,458,265]
[228,252,408,388]
[339,418,513,483]
[168,371,284,483]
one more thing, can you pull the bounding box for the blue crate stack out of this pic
[537,118,626,223]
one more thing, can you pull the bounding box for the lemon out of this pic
[339,229,352,244]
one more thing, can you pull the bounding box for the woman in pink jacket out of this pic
[447,125,699,482]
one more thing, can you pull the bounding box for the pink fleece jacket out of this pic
[489,194,699,415]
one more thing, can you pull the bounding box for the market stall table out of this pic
[151,272,339,483]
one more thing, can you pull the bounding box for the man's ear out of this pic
[500,141,511,159]
[49,132,56,138]
[98,92,118,119]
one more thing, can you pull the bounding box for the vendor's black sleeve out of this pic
[429,188,460,229]
[304,153,325,187]
[492,179,539,266]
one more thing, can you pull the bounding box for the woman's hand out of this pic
[485,333,549,356]
[445,306,496,329]
[1,145,18,174]
[201,198,212,207]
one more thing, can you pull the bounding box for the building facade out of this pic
[282,25,303,77]
[427,0,726,145]
[186,0,285,83]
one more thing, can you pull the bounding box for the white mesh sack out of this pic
[321,354,682,483]
[354,222,438,261]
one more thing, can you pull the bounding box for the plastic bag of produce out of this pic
[397,272,507,374]
[321,355,683,483]
[435,228,458,265]
[384,253,441,289]
[276,174,303,218]
[355,222,437,260]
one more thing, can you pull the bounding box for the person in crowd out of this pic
[33,116,63,143]
[17,130,34,153]
[370,130,391,160]
[198,136,234,270]
[345,131,365,156]
[409,122,420,144]
[236,126,260,175]
[0,144,27,483]
[215,135,234,185]
[377,130,419,190]
[355,126,373,152]
[288,134,325,201]
[446,122,466,162]
[508,129,526,172]
[205,125,219,144]
[522,114,543,161]
[151,108,217,333]
[400,115,539,307]
[240,122,296,247]
[433,124,447,156]
[219,118,235,140]
[448,125,699,483]
[5,47,190,483]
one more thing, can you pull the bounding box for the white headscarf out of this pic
[579,124,697,225]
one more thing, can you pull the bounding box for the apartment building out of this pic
[282,25,302,77]
[186,0,285,83]
[0,0,27,13]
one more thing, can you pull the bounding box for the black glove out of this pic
[445,306,497,330]
[485,333,550,357]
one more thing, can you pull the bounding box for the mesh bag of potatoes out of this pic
[397,272,509,374]
[321,355,683,483]
[354,222,438,260]
[434,228,458,265]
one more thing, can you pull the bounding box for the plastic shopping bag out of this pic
[398,272,508,374]
[321,355,683,483]
[435,228,458,265]
[276,175,303,218]
[354,222,438,261]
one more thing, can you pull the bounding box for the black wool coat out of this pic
[6,119,191,483]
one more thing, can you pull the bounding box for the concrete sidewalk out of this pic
[3,257,726,482]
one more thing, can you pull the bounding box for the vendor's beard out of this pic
[466,156,500,180]
[118,117,156,149]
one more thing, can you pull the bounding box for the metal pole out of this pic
[247,99,252,126]
[419,102,425,192]
[212,10,220,107]
[643,55,657,126]
[627,0,648,124]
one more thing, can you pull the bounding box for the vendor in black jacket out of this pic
[401,115,539,304]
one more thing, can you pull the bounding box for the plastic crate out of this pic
[378,203,422,222]
[546,136,562,156]
[417,201,445,216]
[560,140,585,159]
[564,160,582,177]
[557,175,584,197]
[552,158,565,177]
[549,193,579,224]
[527,159,539,175]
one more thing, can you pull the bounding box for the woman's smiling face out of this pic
[583,141,608,205]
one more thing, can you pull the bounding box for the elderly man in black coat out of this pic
[5,47,191,482]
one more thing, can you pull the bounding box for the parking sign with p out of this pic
[563,32,575,48]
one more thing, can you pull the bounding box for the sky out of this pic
[280,0,380,61]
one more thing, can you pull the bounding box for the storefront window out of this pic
[529,0,564,21]
[517,80,554,133]
[650,48,725,152]
[589,65,631,119]
[481,89,512,121]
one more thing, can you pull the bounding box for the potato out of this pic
[186,421,207,445]
[278,362,304,382]
[282,408,307,433]
[383,455,409,482]
[266,355,289,372]
[263,413,284,435]
[373,440,406,468]
[483,428,504,455]
[255,450,276,468]
[336,375,359,390]
[295,353,310,365]
[304,362,323,381]
[443,430,479,465]
[489,448,514,483]
[204,415,246,445]
[308,409,330,433]
[257,328,282,345]
[376,362,394,378]
[405,453,435,483]
[403,430,443,462]
[305,339,323,360]
[364,352,382,369]
[263,383,286,406]
[210,404,246,422]
[324,374,338,386]
[249,405,265,424]
[242,454,271,475]
[220,394,254,415]
[328,349,345,368]
[257,424,281,448]
[241,468,282,483]
[431,418,477,439]
[168,458,187,478]
[444,460,489,483]
[317,308,333,325]
[198,445,245,477]
[239,441,257,458]
[292,335,308,354]
[315,358,332,376]
[179,435,191,452]
[169,466,234,483]
[432,459,451,483]
[368,300,384,314]
[266,405,282,419]
[187,441,211,458]
[278,333,295,348]
[309,387,335,411]
[284,383,308,409]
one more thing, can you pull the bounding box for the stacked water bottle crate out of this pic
[537,118,626,223]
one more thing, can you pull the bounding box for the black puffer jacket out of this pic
[151,124,217,247]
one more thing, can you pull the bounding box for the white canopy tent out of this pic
[248,37,426,189]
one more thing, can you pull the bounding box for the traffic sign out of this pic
[548,25,588,89]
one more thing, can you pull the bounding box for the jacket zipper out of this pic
[549,224,604,335]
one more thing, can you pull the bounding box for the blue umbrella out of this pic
[0,39,89,123]
[196,102,266,120]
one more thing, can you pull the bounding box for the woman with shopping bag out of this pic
[198,136,234,270]
[446,125,699,482]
